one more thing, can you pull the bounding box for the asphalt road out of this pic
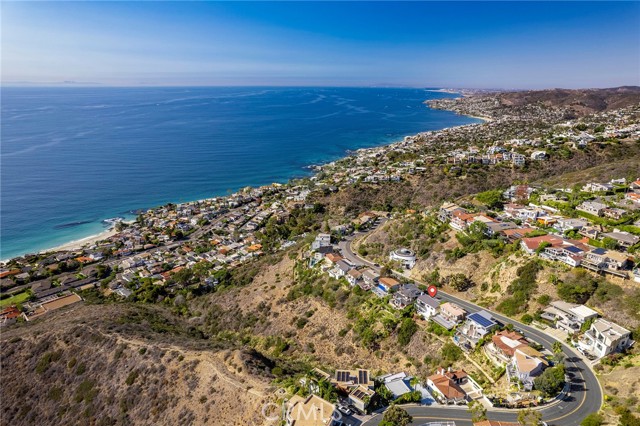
[339,230,602,426]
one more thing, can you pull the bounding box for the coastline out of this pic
[35,228,119,256]
[2,91,481,263]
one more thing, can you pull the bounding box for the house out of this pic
[311,233,331,250]
[375,277,400,296]
[602,231,639,250]
[503,204,541,221]
[286,394,336,426]
[312,246,334,263]
[439,202,464,223]
[450,210,476,232]
[578,318,633,359]
[329,260,352,279]
[582,182,613,193]
[333,369,374,390]
[625,192,640,205]
[485,221,519,237]
[502,227,537,241]
[530,150,547,160]
[555,218,589,233]
[361,269,379,290]
[346,269,362,286]
[379,372,414,399]
[512,153,526,167]
[436,302,467,329]
[604,208,627,220]
[1,306,22,327]
[426,367,468,404]
[490,330,529,361]
[520,235,564,255]
[541,301,598,333]
[504,185,534,202]
[456,310,499,348]
[389,248,417,269]
[583,248,630,271]
[576,201,607,217]
[390,283,423,309]
[348,385,375,412]
[415,294,440,320]
[325,253,343,265]
[508,347,548,390]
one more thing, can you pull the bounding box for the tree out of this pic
[380,404,412,426]
[441,342,463,364]
[580,413,603,426]
[552,341,563,354]
[476,189,505,210]
[518,408,542,426]
[448,273,474,292]
[468,400,487,422]
[534,364,565,397]
[602,237,619,250]
[397,318,417,346]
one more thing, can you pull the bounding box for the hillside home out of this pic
[450,210,477,232]
[329,260,352,279]
[361,269,379,290]
[555,218,589,233]
[346,269,362,286]
[380,372,415,399]
[603,208,627,220]
[602,231,639,250]
[286,394,336,426]
[415,294,440,320]
[541,301,598,333]
[435,302,467,330]
[456,310,499,348]
[348,385,375,412]
[582,183,613,193]
[333,369,374,391]
[625,192,640,205]
[389,248,417,269]
[426,367,468,404]
[583,248,630,272]
[375,277,400,296]
[439,202,464,223]
[390,283,423,309]
[578,319,633,359]
[490,330,529,362]
[311,233,332,250]
[508,347,549,390]
[576,201,607,217]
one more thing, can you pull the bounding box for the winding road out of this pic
[338,227,603,426]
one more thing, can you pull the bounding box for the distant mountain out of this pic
[490,86,640,114]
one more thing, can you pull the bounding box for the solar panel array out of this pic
[468,312,495,328]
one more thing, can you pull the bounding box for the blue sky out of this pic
[2,1,639,88]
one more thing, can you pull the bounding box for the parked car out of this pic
[336,404,352,416]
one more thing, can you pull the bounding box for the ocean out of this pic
[1,87,479,260]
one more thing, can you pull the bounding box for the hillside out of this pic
[0,303,277,426]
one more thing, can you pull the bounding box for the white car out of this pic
[336,405,352,416]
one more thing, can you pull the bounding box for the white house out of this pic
[415,294,440,320]
[311,233,331,251]
[578,318,633,359]
[389,248,417,269]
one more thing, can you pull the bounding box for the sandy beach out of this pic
[39,228,118,254]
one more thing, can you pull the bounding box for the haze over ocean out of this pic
[1,87,479,259]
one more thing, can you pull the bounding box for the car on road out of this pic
[336,404,352,416]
